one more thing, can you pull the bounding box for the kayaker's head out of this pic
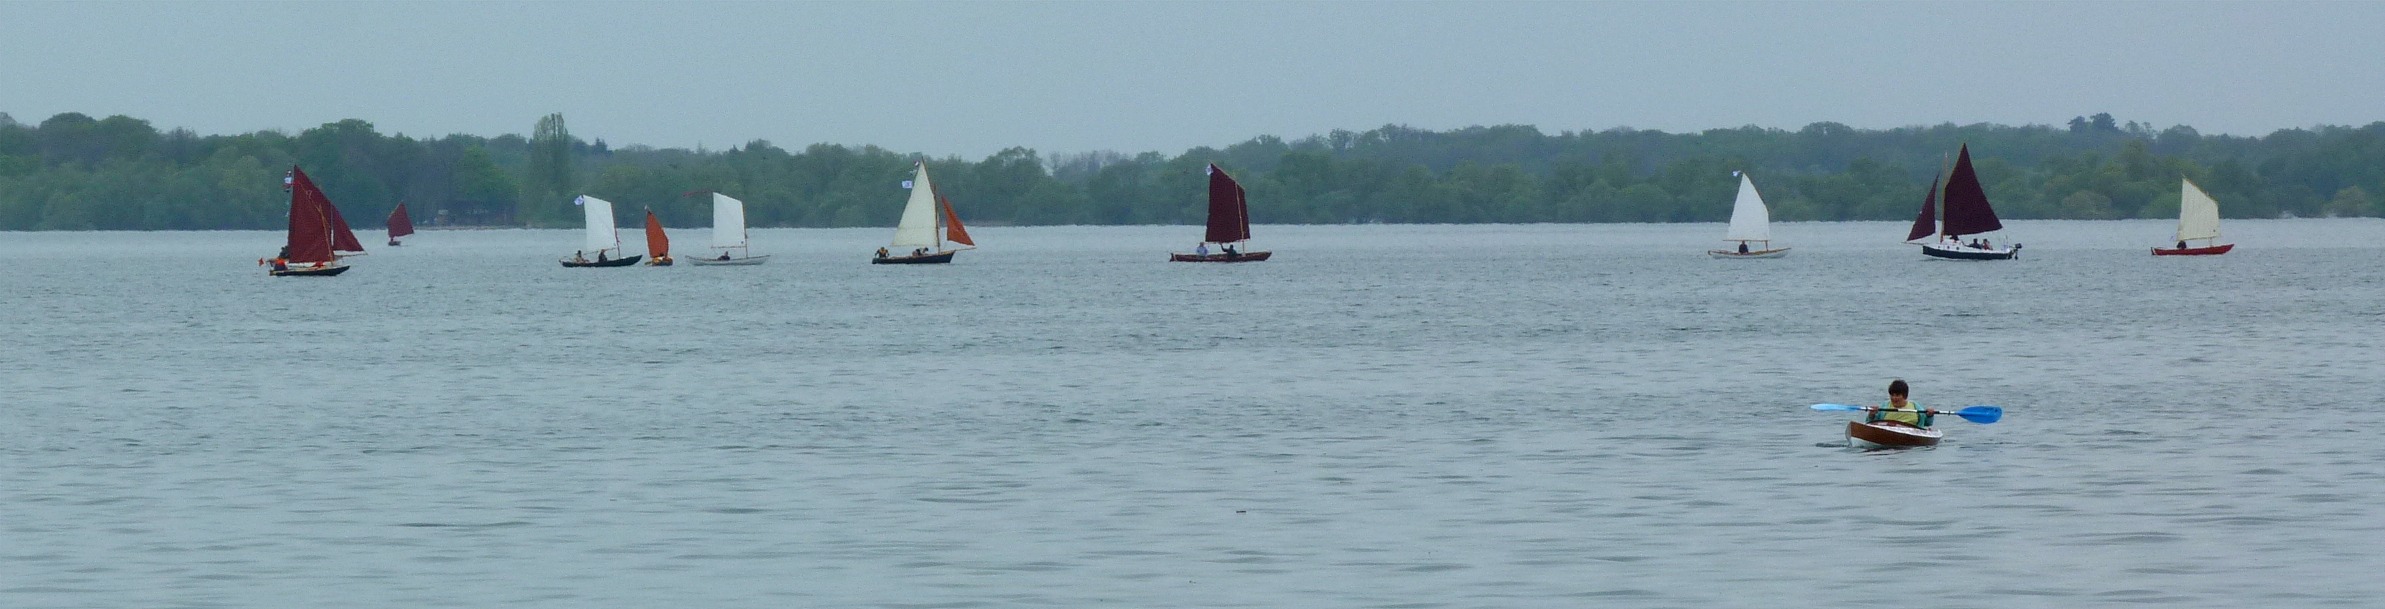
[1887,379,1910,408]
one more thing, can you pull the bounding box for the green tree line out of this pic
[1,110,2378,231]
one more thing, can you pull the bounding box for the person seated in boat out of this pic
[2176,239,2187,250]
[573,251,587,263]
[912,248,927,257]
[1223,244,1239,259]
[720,252,733,261]
[1196,242,1209,256]
[596,251,609,262]
[1867,379,1934,428]
[1737,242,1750,254]
[876,247,889,259]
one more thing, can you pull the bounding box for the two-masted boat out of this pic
[1171,164,1270,262]
[561,195,641,267]
[1907,145,2021,260]
[689,192,767,265]
[2154,178,2234,256]
[385,202,414,247]
[874,162,975,264]
[1708,172,1788,258]
[643,208,673,266]
[266,166,365,276]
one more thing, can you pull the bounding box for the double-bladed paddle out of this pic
[1810,403,2004,424]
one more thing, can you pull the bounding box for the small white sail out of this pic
[1724,174,1771,242]
[711,193,749,250]
[889,163,940,249]
[577,195,619,254]
[2178,178,2222,242]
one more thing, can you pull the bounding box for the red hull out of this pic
[1171,251,1272,263]
[2153,244,2233,256]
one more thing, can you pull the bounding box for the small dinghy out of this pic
[1846,420,1942,449]
[1908,145,2021,260]
[689,192,768,265]
[1171,164,1271,262]
[873,162,975,265]
[1708,172,1789,258]
[560,195,642,267]
[2153,179,2234,256]
[265,166,364,277]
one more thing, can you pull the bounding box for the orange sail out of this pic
[939,195,974,247]
[644,210,670,259]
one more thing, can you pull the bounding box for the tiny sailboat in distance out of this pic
[386,202,414,247]
[873,161,974,264]
[2154,178,2234,256]
[643,208,673,266]
[1171,164,1271,262]
[264,165,364,276]
[689,192,767,265]
[561,195,641,267]
[1708,171,1788,258]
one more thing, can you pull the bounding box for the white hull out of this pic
[689,255,769,266]
[1708,248,1790,259]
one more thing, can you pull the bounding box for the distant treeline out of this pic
[1,111,2380,231]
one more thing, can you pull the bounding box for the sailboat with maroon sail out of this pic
[1907,145,2021,260]
[265,166,365,277]
[385,202,414,247]
[1171,164,1270,262]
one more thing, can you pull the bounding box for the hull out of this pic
[269,262,350,277]
[2153,243,2233,256]
[689,255,769,266]
[647,256,674,266]
[1708,247,1790,259]
[873,251,956,264]
[1921,242,2019,260]
[1847,420,1942,449]
[561,255,642,268]
[1170,251,1273,263]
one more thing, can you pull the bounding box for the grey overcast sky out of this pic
[4,2,2380,158]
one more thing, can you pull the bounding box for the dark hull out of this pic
[1921,243,2018,260]
[561,255,642,268]
[1170,251,1272,263]
[2153,244,2233,256]
[1847,420,1941,449]
[270,264,350,277]
[873,251,956,264]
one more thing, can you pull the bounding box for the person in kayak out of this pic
[1867,379,1935,427]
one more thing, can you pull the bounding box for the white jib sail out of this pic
[889,163,940,249]
[1724,174,1771,242]
[578,195,619,253]
[2178,178,2222,242]
[711,192,749,250]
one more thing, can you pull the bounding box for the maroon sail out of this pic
[284,166,339,263]
[1204,164,1250,243]
[387,202,415,239]
[327,196,365,254]
[1905,176,1939,242]
[1939,145,2003,237]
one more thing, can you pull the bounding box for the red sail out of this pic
[644,209,670,258]
[1905,176,1939,242]
[284,166,337,263]
[1940,145,2003,237]
[1204,164,1250,243]
[324,188,365,254]
[387,202,415,239]
[939,195,975,247]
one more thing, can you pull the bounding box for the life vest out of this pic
[1867,401,1933,427]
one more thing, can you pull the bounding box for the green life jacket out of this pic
[1867,401,1934,427]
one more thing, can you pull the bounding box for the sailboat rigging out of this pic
[1909,144,2022,260]
[1708,172,1789,258]
[264,166,364,276]
[689,192,767,265]
[873,161,974,264]
[1171,163,1271,262]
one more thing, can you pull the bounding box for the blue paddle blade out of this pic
[1809,403,1864,412]
[1952,405,2003,424]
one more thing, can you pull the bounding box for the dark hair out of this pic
[1888,379,1909,397]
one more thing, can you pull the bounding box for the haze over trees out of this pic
[0,110,2379,231]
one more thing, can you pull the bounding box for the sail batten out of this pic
[1939,145,2003,236]
[1205,164,1251,243]
[2178,178,2222,241]
[578,195,619,253]
[890,163,941,248]
[1724,174,1771,242]
[710,193,748,250]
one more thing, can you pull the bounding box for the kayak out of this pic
[1847,420,1942,449]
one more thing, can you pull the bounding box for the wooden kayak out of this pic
[1847,420,1942,449]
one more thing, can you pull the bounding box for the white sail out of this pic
[889,163,940,249]
[1724,174,1771,242]
[2178,178,2221,242]
[710,192,749,249]
[577,195,618,253]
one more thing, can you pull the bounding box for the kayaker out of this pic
[1867,379,1935,427]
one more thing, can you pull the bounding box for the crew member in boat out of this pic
[1738,242,1750,254]
[1196,242,1209,256]
[1867,379,1934,427]
[876,247,889,259]
[270,246,290,271]
[596,250,609,262]
[1223,244,1238,259]
[2176,239,2187,250]
[573,251,587,263]
[720,252,733,261]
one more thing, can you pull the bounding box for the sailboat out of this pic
[1908,144,2021,260]
[1171,163,1271,262]
[2154,178,2234,255]
[265,165,365,276]
[560,195,641,267]
[689,192,767,265]
[873,161,975,264]
[643,208,673,266]
[386,202,414,247]
[1708,172,1788,258]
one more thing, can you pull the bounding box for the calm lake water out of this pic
[5,219,2383,608]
